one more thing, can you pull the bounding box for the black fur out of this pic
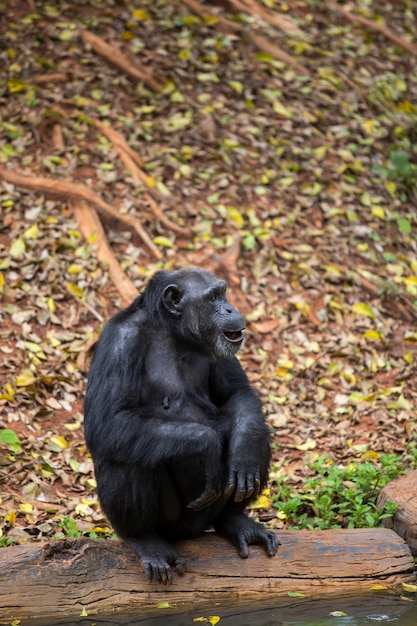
[84,269,279,583]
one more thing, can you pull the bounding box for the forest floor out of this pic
[1,0,417,544]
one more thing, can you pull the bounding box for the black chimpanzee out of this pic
[84,268,279,583]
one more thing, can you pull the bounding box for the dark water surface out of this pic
[22,592,417,626]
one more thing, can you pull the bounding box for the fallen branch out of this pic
[0,529,414,623]
[93,119,189,236]
[0,168,162,260]
[71,200,139,306]
[181,0,310,75]
[333,4,417,57]
[81,30,165,90]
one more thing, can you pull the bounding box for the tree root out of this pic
[224,0,303,36]
[0,168,162,262]
[93,119,189,236]
[71,200,139,307]
[180,0,310,75]
[81,30,165,91]
[332,3,417,58]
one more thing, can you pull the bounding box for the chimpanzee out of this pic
[84,268,279,583]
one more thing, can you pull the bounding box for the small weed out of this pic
[0,536,15,547]
[373,149,417,200]
[272,452,412,530]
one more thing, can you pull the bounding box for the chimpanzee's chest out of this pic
[140,341,215,419]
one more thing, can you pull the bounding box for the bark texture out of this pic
[0,529,414,623]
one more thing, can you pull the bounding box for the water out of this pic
[22,592,417,626]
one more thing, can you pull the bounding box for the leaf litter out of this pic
[0,0,417,543]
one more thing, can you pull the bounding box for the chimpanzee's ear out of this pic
[162,284,183,315]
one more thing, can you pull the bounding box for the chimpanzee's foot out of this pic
[215,514,279,558]
[125,534,186,583]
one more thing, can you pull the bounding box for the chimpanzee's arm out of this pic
[210,358,271,502]
[84,315,220,469]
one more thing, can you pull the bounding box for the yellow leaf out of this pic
[15,371,36,387]
[65,421,81,431]
[79,607,88,617]
[24,341,43,354]
[5,510,16,526]
[402,582,417,593]
[371,206,385,220]
[296,439,316,451]
[7,78,26,93]
[228,206,244,228]
[277,357,294,369]
[19,503,33,513]
[330,611,348,617]
[50,436,68,449]
[251,494,271,510]
[0,271,4,293]
[46,297,56,313]
[66,282,84,298]
[272,100,292,118]
[75,503,94,516]
[154,236,174,248]
[10,238,26,259]
[363,330,383,341]
[387,394,412,411]
[404,353,413,365]
[157,601,172,609]
[361,119,377,135]
[23,223,39,239]
[133,8,150,20]
[0,382,15,401]
[67,263,83,274]
[352,302,376,319]
[209,618,220,625]
[384,180,396,197]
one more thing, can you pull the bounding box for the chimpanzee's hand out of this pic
[187,445,222,511]
[225,461,261,503]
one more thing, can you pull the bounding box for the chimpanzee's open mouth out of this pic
[224,330,244,343]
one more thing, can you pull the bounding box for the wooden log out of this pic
[0,529,414,623]
[377,470,417,557]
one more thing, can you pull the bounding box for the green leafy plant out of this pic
[0,429,22,454]
[374,149,417,200]
[59,515,117,540]
[272,452,411,530]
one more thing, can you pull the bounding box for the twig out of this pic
[0,168,162,260]
[81,30,165,90]
[30,73,71,85]
[51,124,65,150]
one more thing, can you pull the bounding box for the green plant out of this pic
[0,537,14,547]
[373,149,417,200]
[272,453,408,530]
[0,429,22,454]
[61,515,82,538]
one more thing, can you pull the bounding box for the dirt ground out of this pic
[1,0,417,543]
